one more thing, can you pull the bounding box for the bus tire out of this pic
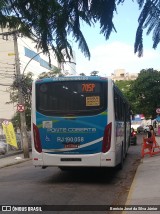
[59,167,68,171]
[59,167,74,171]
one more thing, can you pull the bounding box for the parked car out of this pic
[137,125,150,133]
[137,126,144,133]
[0,141,7,155]
[143,125,150,132]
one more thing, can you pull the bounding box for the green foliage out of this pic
[79,73,86,76]
[1,1,159,60]
[90,71,99,76]
[115,68,160,119]
[0,0,130,63]
[134,0,160,56]
[11,113,20,132]
[1,1,159,61]
[38,67,64,79]
[131,68,160,119]
[8,72,33,131]
[11,107,31,131]
[115,79,137,111]
[115,79,134,98]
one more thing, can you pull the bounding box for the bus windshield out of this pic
[36,80,107,116]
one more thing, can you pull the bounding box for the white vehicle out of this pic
[31,76,132,169]
[131,121,142,132]
[143,125,150,132]
[137,125,150,133]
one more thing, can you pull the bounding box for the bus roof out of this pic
[35,76,111,83]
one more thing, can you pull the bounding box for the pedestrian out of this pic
[146,125,155,144]
[131,128,134,136]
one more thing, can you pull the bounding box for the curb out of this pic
[0,150,23,159]
[0,150,32,169]
[0,157,32,169]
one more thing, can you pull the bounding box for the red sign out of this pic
[17,104,25,112]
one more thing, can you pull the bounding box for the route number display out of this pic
[82,83,95,92]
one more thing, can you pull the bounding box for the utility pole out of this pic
[13,32,29,158]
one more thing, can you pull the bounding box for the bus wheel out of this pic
[59,167,73,171]
[59,167,68,171]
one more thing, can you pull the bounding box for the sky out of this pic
[72,0,160,76]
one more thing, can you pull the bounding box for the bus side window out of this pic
[114,90,118,120]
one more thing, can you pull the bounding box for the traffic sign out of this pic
[2,120,9,125]
[156,108,160,114]
[17,104,25,112]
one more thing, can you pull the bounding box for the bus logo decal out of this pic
[47,127,97,133]
[43,121,52,129]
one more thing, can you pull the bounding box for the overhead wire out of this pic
[19,38,60,71]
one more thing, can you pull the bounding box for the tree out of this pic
[38,67,64,79]
[90,71,99,76]
[79,73,86,76]
[134,0,160,57]
[2,0,157,64]
[7,72,33,131]
[130,68,160,119]
[115,79,138,113]
[115,70,160,119]
[0,0,118,63]
[115,79,135,100]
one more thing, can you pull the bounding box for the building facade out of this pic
[0,28,76,121]
[111,69,138,81]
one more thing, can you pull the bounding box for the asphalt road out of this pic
[0,134,143,214]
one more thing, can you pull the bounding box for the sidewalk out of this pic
[123,136,160,214]
[0,151,31,169]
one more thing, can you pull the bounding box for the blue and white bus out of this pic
[31,76,131,169]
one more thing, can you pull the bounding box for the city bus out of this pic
[31,76,131,169]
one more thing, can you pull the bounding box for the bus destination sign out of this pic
[82,83,95,92]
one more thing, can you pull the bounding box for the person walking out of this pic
[146,125,155,144]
